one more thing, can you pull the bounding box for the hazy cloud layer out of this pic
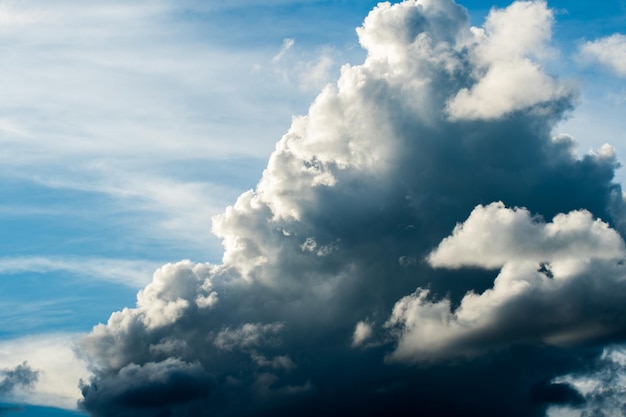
[74,1,626,416]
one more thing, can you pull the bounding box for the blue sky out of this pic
[0,1,626,416]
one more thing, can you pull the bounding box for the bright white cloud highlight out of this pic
[351,321,373,347]
[387,202,626,362]
[427,201,625,269]
[447,0,571,119]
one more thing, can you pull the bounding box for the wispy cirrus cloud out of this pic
[0,256,161,287]
[0,0,333,259]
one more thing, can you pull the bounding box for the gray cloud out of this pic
[0,362,39,396]
[76,1,626,416]
[552,345,626,417]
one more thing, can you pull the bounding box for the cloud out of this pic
[0,362,39,396]
[0,334,89,410]
[427,201,625,270]
[580,34,626,77]
[69,1,626,416]
[0,3,44,26]
[80,358,213,412]
[387,202,626,362]
[0,256,161,287]
[271,38,340,92]
[446,0,571,120]
[351,321,373,347]
[273,38,295,64]
[0,0,325,259]
[549,345,626,417]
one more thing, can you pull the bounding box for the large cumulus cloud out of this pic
[78,1,626,416]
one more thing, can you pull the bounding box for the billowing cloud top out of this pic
[77,1,626,416]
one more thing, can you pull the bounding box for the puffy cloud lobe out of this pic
[77,1,626,416]
[446,0,572,120]
[80,359,214,416]
[80,261,216,371]
[474,0,553,63]
[446,60,571,120]
[387,203,626,362]
[580,33,626,77]
[427,202,626,269]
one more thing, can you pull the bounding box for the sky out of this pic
[0,0,626,416]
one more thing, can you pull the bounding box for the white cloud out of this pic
[473,0,554,64]
[273,38,295,63]
[298,53,335,91]
[0,256,161,287]
[351,321,373,347]
[447,59,570,119]
[387,202,626,362]
[0,333,89,410]
[427,201,625,269]
[580,33,626,77]
[447,0,571,119]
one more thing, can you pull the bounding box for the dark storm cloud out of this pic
[77,1,626,416]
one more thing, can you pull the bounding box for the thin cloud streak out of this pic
[0,256,160,287]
